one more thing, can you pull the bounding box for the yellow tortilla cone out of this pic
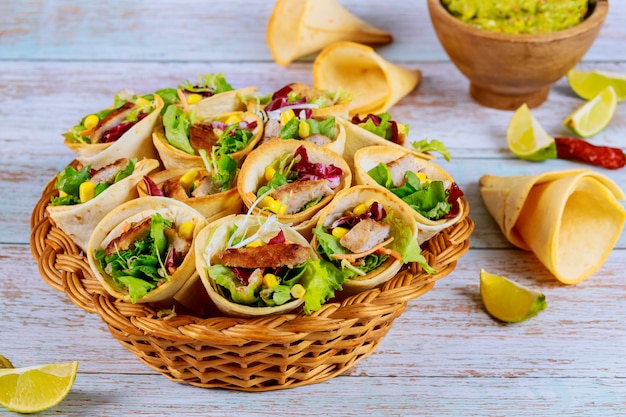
[312,185,418,294]
[313,41,421,116]
[136,168,242,221]
[479,170,626,284]
[194,214,317,317]
[238,139,352,231]
[74,95,164,170]
[87,196,208,305]
[267,0,392,66]
[354,146,463,244]
[337,117,433,175]
[191,86,258,119]
[47,158,160,252]
[153,111,263,169]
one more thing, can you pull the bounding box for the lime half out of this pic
[568,68,626,101]
[0,361,78,414]
[480,269,547,323]
[563,85,617,138]
[506,103,557,161]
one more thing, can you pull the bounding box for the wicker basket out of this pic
[30,165,474,391]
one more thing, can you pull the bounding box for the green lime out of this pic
[480,269,547,323]
[563,85,617,138]
[567,68,626,101]
[0,361,78,414]
[506,103,557,162]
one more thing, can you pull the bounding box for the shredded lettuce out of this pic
[178,73,234,95]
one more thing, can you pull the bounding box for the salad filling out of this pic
[351,112,408,146]
[255,145,343,215]
[50,158,136,206]
[94,212,196,303]
[367,155,464,220]
[64,90,158,145]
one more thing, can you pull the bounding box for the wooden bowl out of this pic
[427,0,608,110]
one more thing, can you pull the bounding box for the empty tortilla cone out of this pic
[47,158,160,252]
[479,169,626,284]
[137,167,243,221]
[313,41,421,116]
[354,146,464,244]
[267,0,392,66]
[86,196,208,305]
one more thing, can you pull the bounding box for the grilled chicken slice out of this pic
[189,123,218,152]
[89,158,129,185]
[386,154,418,187]
[191,175,221,197]
[89,102,135,144]
[261,118,282,143]
[304,133,332,147]
[104,216,152,256]
[270,179,334,214]
[162,177,190,200]
[339,218,390,254]
[213,243,310,269]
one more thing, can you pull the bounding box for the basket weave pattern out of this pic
[30,169,474,391]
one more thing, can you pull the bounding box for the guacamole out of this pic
[441,0,589,34]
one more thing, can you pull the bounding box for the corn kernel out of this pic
[246,239,264,248]
[331,227,349,239]
[353,203,368,216]
[264,166,276,182]
[260,196,287,215]
[279,109,295,125]
[83,114,99,130]
[58,190,68,198]
[415,172,431,185]
[79,181,96,203]
[179,169,199,189]
[298,120,310,138]
[186,93,202,105]
[263,273,279,288]
[135,97,152,107]
[224,114,241,125]
[398,123,407,135]
[290,284,306,299]
[177,221,195,240]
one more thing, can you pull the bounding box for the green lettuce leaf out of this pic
[386,211,435,274]
[116,275,156,303]
[209,264,262,305]
[300,259,344,315]
[162,105,195,154]
[412,139,451,162]
[179,73,233,95]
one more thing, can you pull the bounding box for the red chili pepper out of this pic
[554,137,626,170]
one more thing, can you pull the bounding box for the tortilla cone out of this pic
[313,41,421,116]
[238,139,352,231]
[190,86,258,119]
[354,146,463,244]
[46,158,160,252]
[312,185,418,294]
[137,168,243,220]
[267,0,392,67]
[86,196,208,305]
[337,117,434,175]
[70,95,164,170]
[479,169,626,284]
[153,111,264,170]
[194,214,317,318]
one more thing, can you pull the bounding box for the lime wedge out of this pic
[563,85,617,138]
[567,69,626,101]
[506,103,557,161]
[480,269,547,323]
[0,361,78,414]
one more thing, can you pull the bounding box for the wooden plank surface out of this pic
[1,1,625,416]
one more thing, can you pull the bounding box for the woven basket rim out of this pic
[30,161,474,390]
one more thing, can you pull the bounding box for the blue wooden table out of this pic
[1,1,624,415]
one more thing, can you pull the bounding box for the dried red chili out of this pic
[554,137,626,170]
